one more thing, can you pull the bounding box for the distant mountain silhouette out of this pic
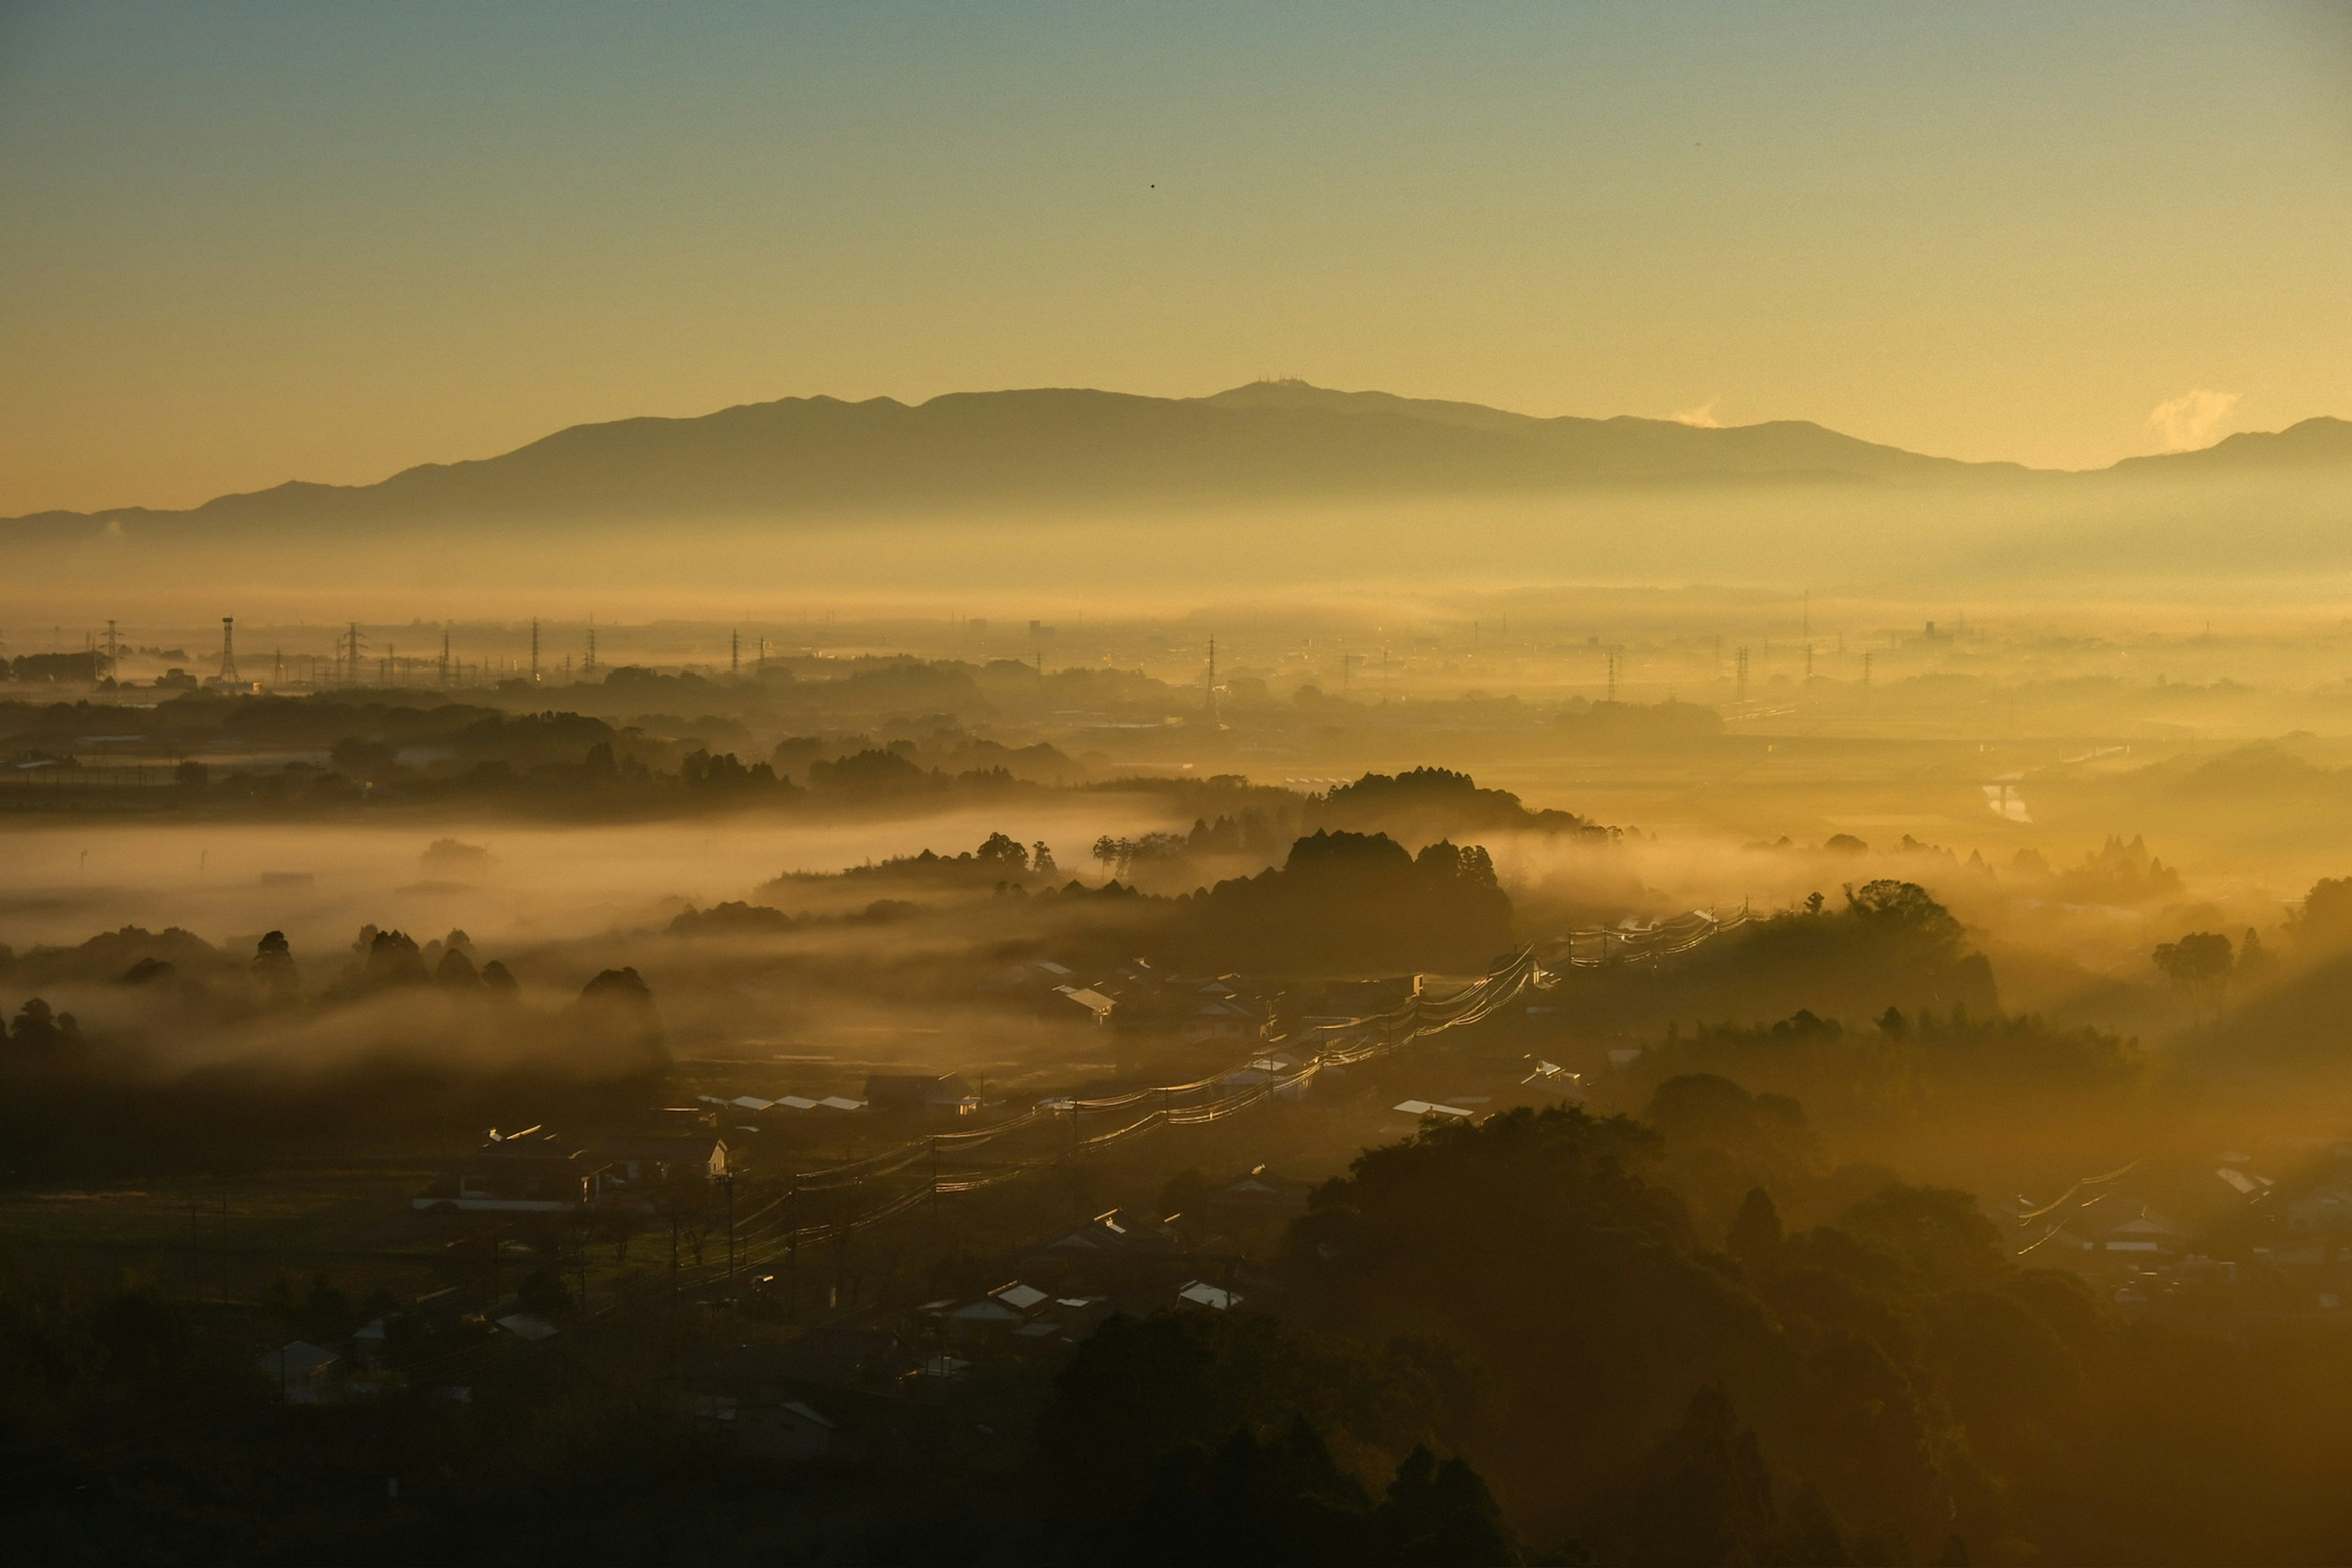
[2106,416,2352,476]
[6,382,2343,532]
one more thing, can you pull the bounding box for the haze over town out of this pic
[7,5,2352,1565]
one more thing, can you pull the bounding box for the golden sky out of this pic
[2,1,2349,515]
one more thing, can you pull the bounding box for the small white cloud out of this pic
[2147,388,2239,453]
[1672,397,1724,429]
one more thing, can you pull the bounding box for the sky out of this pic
[2,0,2349,515]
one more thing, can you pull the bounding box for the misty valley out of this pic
[8,603,2352,1565]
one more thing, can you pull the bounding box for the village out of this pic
[209,935,2352,1485]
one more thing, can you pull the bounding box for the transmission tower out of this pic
[731,629,741,679]
[217,617,239,685]
[1735,645,1749,707]
[584,627,597,677]
[530,619,541,683]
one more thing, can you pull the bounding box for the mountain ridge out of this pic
[9,382,2345,532]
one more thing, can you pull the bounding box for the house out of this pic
[350,1317,390,1370]
[941,1281,1052,1341]
[2215,1166,2272,1198]
[1052,985,1118,1027]
[1181,986,1272,1044]
[1211,1165,1316,1215]
[591,1136,727,1212]
[258,1341,342,1403]
[693,1393,837,1460]
[1095,970,1274,1044]
[992,1281,1050,1313]
[413,1128,598,1213]
[1005,1292,1117,1354]
[2101,1207,2187,1255]
[1177,1280,1243,1311]
[864,1072,975,1115]
[1046,1208,1181,1259]
[1522,1059,1584,1094]
[600,1133,727,1182]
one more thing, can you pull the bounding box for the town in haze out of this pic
[8,6,2352,1566]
